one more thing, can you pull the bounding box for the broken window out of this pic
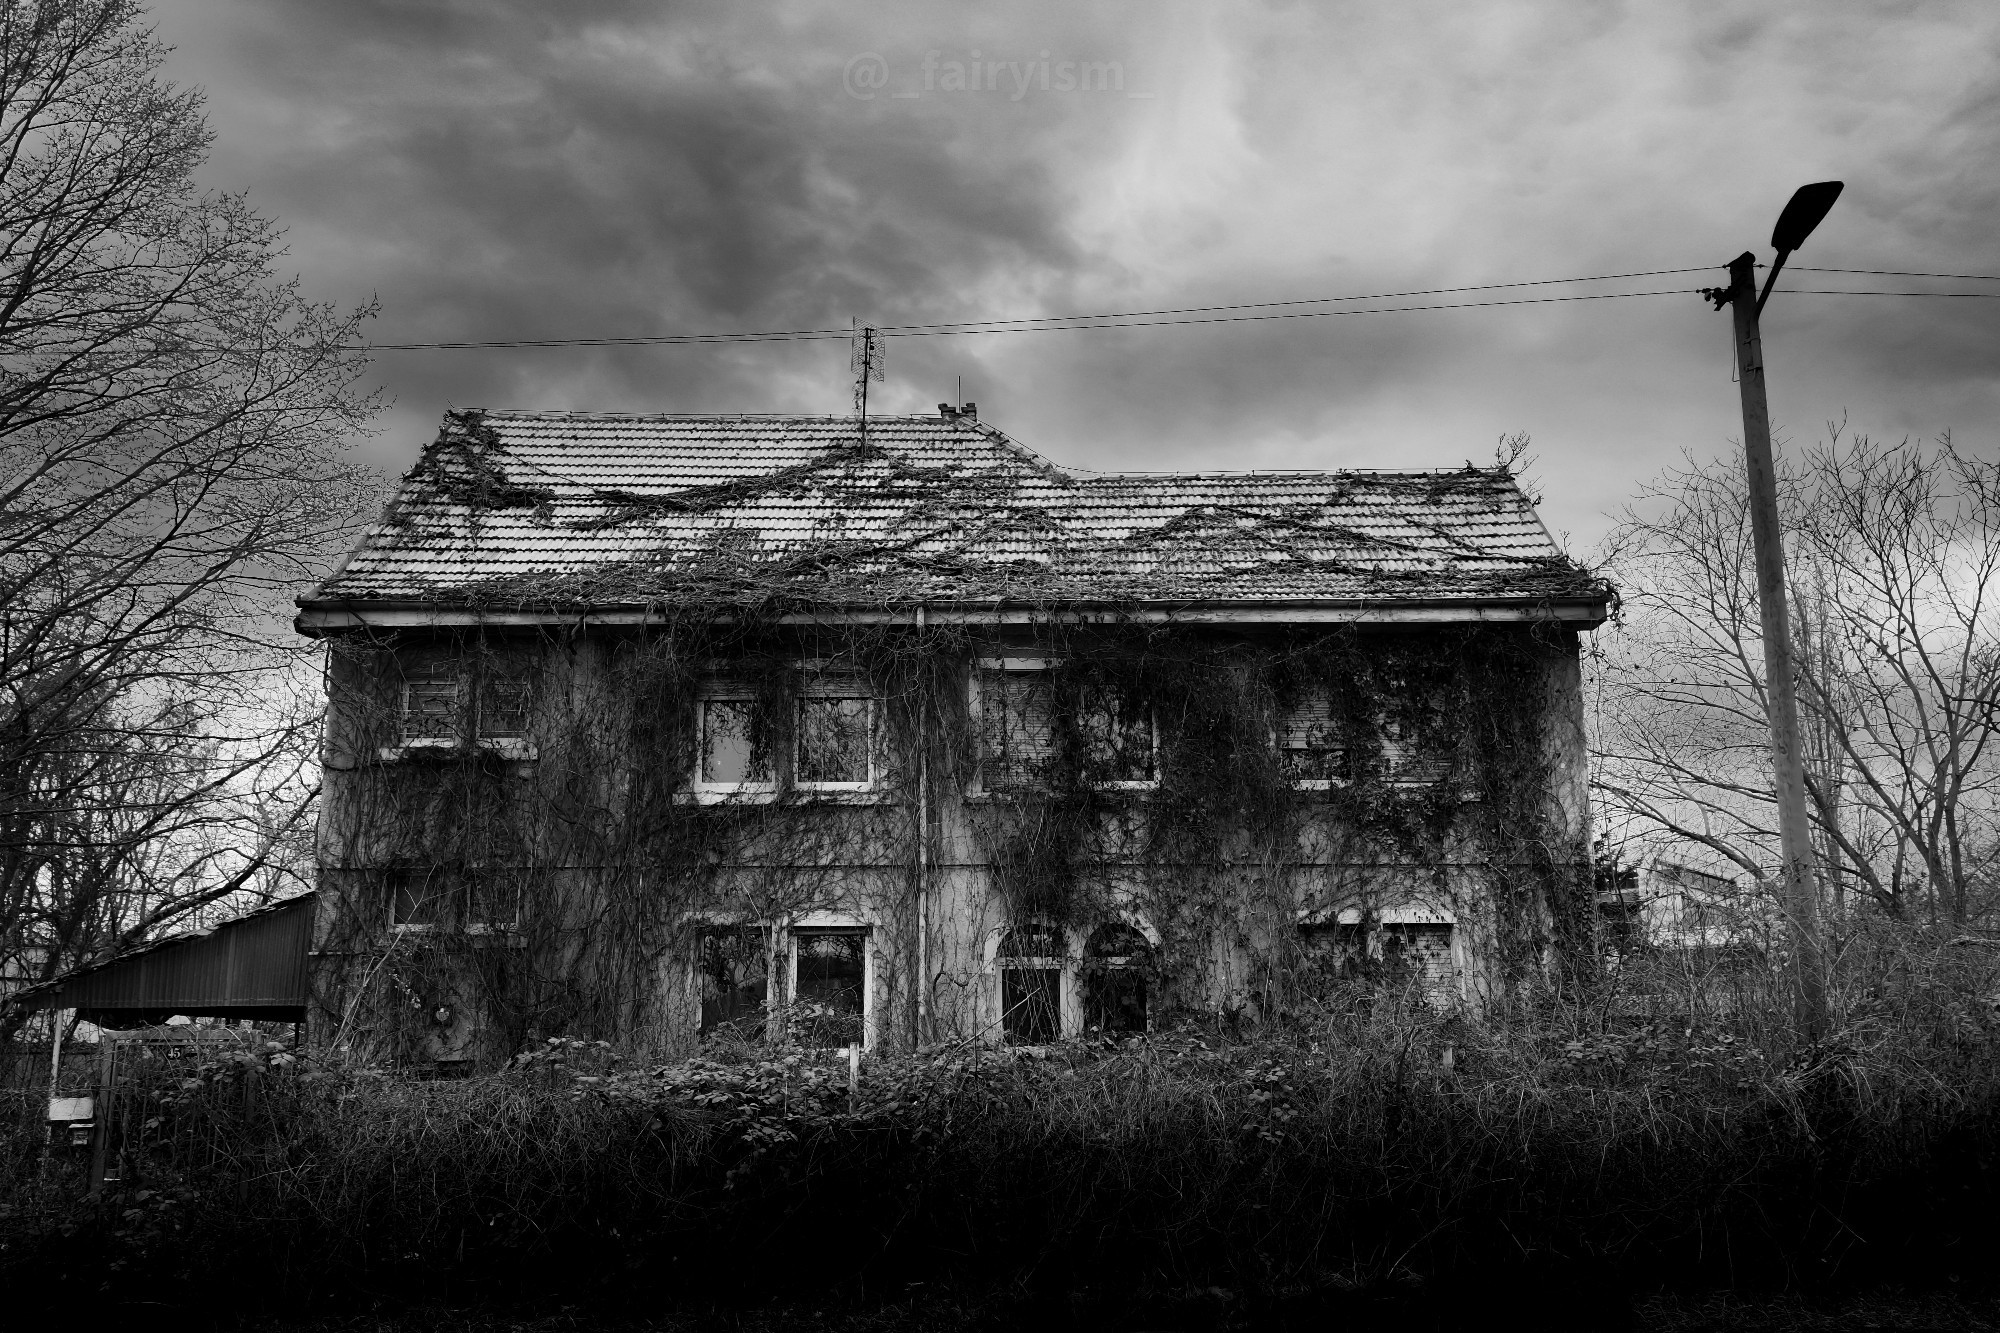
[792,928,866,1047]
[697,696,774,789]
[998,924,1063,1043]
[978,668,1057,791]
[796,693,874,787]
[697,927,770,1038]
[1079,684,1155,785]
[1277,690,1347,784]
[1082,923,1151,1034]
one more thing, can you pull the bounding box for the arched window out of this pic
[997,924,1063,1043]
[1083,923,1152,1034]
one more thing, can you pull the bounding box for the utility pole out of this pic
[1702,181,1842,1038]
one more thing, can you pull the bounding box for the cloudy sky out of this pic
[152,1,2000,553]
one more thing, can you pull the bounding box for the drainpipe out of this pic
[915,604,929,1048]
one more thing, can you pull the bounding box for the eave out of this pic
[294,594,1611,635]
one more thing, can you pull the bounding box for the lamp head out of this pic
[1771,181,1844,253]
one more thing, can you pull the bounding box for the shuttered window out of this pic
[979,669,1057,791]
[1277,691,1346,783]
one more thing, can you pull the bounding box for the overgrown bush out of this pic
[5,932,1999,1323]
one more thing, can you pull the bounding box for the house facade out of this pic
[296,409,1611,1066]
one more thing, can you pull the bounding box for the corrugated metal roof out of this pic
[18,895,314,1023]
[301,411,1608,615]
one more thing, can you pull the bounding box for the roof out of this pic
[298,411,1610,629]
[15,895,315,1026]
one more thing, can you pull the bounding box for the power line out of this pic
[355,269,1718,351]
[1791,266,2000,282]
[348,265,2000,351]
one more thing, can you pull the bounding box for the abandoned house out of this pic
[295,408,1611,1066]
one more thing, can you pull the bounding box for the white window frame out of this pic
[970,657,1159,796]
[986,920,1076,1043]
[787,916,874,1051]
[793,679,878,793]
[1272,690,1346,793]
[691,685,779,800]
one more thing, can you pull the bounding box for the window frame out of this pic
[787,921,872,1050]
[991,920,1073,1044]
[691,686,779,798]
[1273,688,1347,792]
[793,679,879,793]
[386,868,523,937]
[388,650,537,761]
[971,657,1159,796]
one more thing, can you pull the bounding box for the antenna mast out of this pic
[851,319,884,449]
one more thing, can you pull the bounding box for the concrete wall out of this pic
[307,624,1593,1063]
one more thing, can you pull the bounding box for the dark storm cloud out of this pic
[153,0,2000,549]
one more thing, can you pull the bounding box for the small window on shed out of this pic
[792,928,866,1047]
[1082,923,1151,1034]
[998,924,1063,1044]
[698,927,770,1038]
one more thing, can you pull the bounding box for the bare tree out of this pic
[1595,426,2000,930]
[0,0,376,1037]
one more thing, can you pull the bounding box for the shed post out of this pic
[87,1035,112,1194]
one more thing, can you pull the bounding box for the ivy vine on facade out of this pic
[295,408,1611,1067]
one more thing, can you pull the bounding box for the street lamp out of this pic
[1701,180,1842,1037]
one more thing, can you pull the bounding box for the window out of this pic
[697,927,769,1037]
[696,694,774,791]
[978,666,1058,791]
[1082,923,1151,1034]
[998,924,1063,1043]
[388,869,520,933]
[792,928,867,1047]
[1079,683,1155,786]
[796,690,874,789]
[1381,715,1450,785]
[1380,923,1456,997]
[975,662,1155,792]
[1299,921,1368,980]
[395,650,534,752]
[1277,690,1346,785]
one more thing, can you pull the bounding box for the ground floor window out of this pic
[1298,919,1456,1000]
[1082,923,1152,1033]
[793,927,867,1047]
[1380,923,1455,995]
[697,927,769,1038]
[998,924,1062,1043]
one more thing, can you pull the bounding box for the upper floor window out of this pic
[692,676,879,798]
[975,660,1155,793]
[397,649,534,751]
[1276,689,1346,786]
[796,686,875,790]
[696,690,775,792]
